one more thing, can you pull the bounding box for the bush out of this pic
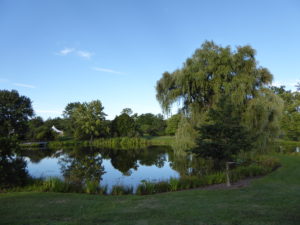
[169,177,179,191]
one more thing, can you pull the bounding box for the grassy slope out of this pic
[0,155,299,225]
[146,135,175,146]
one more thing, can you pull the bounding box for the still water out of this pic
[21,146,190,189]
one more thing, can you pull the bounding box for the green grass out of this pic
[0,154,299,225]
[145,135,175,146]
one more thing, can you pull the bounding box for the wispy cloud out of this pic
[13,83,36,89]
[92,67,123,75]
[58,47,75,55]
[56,47,93,59]
[77,50,93,59]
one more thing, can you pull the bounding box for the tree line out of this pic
[24,102,181,142]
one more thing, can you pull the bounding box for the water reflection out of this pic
[59,147,105,187]
[21,146,217,189]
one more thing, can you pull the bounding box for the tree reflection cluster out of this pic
[22,146,219,187]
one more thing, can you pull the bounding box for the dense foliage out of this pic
[0,90,33,139]
[63,100,109,141]
[111,109,139,137]
[0,90,32,188]
[192,98,253,160]
[165,114,181,135]
[156,41,284,156]
[271,86,300,141]
[136,113,166,136]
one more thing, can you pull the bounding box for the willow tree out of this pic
[156,41,283,152]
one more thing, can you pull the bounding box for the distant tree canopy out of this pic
[165,114,181,135]
[271,86,300,141]
[63,100,108,141]
[0,90,32,188]
[111,109,139,137]
[0,90,33,139]
[156,41,283,156]
[26,117,66,141]
[136,113,166,136]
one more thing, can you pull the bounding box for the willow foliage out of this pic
[156,41,283,151]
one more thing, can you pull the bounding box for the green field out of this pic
[0,154,299,225]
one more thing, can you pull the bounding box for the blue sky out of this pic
[0,0,299,119]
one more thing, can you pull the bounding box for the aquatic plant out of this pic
[111,185,133,195]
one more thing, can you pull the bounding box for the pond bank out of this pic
[21,136,175,150]
[0,155,299,225]
[6,153,280,195]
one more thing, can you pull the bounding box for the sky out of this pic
[0,0,299,120]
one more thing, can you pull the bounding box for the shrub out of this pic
[169,177,179,191]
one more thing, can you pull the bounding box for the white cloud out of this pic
[92,67,123,75]
[77,50,93,59]
[56,47,93,59]
[13,83,36,89]
[58,47,75,55]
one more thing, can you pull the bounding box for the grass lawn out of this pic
[0,155,299,225]
[145,135,175,146]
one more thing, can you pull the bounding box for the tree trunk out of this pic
[226,162,231,187]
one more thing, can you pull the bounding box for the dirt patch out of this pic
[199,176,261,190]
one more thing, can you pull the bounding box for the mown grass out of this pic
[0,154,299,225]
[23,136,174,150]
[145,135,175,146]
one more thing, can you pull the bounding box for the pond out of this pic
[20,146,213,190]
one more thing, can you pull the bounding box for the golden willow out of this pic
[156,41,283,152]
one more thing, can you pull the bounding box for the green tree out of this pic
[111,109,139,137]
[0,90,33,139]
[192,98,253,161]
[0,90,32,188]
[63,102,81,137]
[71,100,108,141]
[136,113,166,136]
[165,114,181,135]
[156,41,283,151]
[271,86,300,141]
[26,117,68,141]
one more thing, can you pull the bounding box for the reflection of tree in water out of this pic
[19,148,56,163]
[0,137,29,188]
[138,146,168,168]
[98,146,171,176]
[59,147,105,186]
[100,148,139,176]
[169,151,215,177]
